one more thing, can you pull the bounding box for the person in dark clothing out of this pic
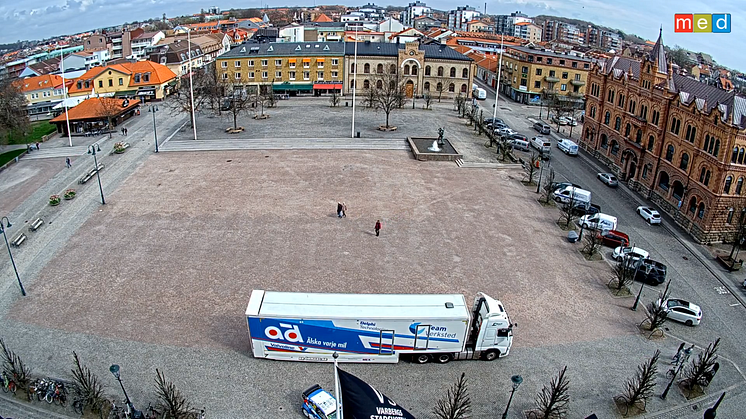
[66,157,71,168]
[341,202,347,218]
[375,220,381,236]
[337,202,343,218]
[35,142,40,150]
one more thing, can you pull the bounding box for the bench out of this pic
[11,233,27,247]
[29,218,44,232]
[79,163,105,184]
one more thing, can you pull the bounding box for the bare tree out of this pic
[558,193,577,228]
[0,338,31,392]
[96,98,125,138]
[199,62,223,115]
[0,79,29,144]
[155,369,199,419]
[70,351,107,415]
[617,350,660,414]
[534,366,570,419]
[610,257,636,292]
[363,84,376,108]
[329,90,340,107]
[524,152,540,185]
[166,73,208,128]
[644,281,671,333]
[423,93,432,109]
[433,372,471,419]
[433,78,449,102]
[222,82,252,130]
[581,228,603,258]
[542,168,556,204]
[683,338,721,390]
[369,71,408,128]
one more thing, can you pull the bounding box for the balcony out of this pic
[544,76,560,83]
[569,91,585,98]
[570,79,586,86]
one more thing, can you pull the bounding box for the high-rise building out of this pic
[447,6,482,32]
[542,20,582,44]
[494,11,530,35]
[402,1,432,27]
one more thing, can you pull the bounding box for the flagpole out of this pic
[351,26,358,139]
[333,352,343,419]
[60,55,72,147]
[492,33,503,121]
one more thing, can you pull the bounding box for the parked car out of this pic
[507,138,530,152]
[612,246,650,261]
[597,173,619,187]
[302,385,338,419]
[570,203,601,217]
[484,118,504,125]
[566,117,578,126]
[597,229,629,248]
[557,139,578,156]
[636,206,662,224]
[549,181,581,192]
[496,128,517,137]
[551,114,568,125]
[634,259,667,285]
[533,121,551,134]
[490,122,508,130]
[659,298,702,326]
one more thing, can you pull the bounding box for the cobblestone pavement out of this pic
[0,97,741,418]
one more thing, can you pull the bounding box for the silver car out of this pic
[597,173,618,187]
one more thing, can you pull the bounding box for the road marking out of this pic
[730,303,740,307]
[715,286,730,295]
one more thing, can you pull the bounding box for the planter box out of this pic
[717,255,742,271]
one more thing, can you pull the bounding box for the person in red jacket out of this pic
[375,220,381,237]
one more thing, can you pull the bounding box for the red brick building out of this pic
[581,30,746,243]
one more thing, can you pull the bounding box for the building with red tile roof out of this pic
[50,97,141,136]
[313,13,333,22]
[67,61,177,100]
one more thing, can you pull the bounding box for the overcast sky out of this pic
[1,0,744,70]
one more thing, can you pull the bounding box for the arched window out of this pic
[624,123,631,137]
[425,65,431,76]
[699,167,707,183]
[376,80,383,89]
[679,153,689,170]
[403,65,410,75]
[703,134,710,151]
[389,80,396,89]
[647,135,655,151]
[449,67,456,77]
[714,140,720,158]
[725,176,733,194]
[697,203,705,219]
[611,141,620,155]
[614,117,621,131]
[350,79,355,88]
[590,106,596,118]
[350,63,355,73]
[688,197,697,214]
[448,83,455,92]
[629,100,636,114]
[665,144,675,161]
[728,208,735,224]
[363,63,370,73]
[462,68,468,78]
[363,79,370,89]
[740,148,746,164]
[672,181,685,200]
[424,81,430,91]
[436,82,443,92]
[705,170,711,186]
[412,66,418,75]
[738,177,744,195]
[437,66,444,77]
[377,63,384,74]
[600,134,608,148]
[460,84,467,92]
[604,111,610,125]
[733,147,739,163]
[390,64,397,74]
[658,171,670,190]
[635,129,642,143]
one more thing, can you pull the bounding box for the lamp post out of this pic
[536,160,545,194]
[661,346,692,400]
[501,375,523,419]
[87,144,105,205]
[631,257,644,311]
[109,365,143,419]
[174,26,197,140]
[149,105,159,152]
[492,34,504,121]
[704,392,726,419]
[0,217,26,296]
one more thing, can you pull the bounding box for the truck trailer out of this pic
[246,290,514,363]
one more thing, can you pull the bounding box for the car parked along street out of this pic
[636,206,662,224]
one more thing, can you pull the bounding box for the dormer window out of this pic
[143,73,150,82]
[134,74,141,83]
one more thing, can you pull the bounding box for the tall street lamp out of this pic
[109,365,144,419]
[174,26,198,140]
[501,374,523,419]
[149,105,159,152]
[88,144,105,205]
[0,217,26,296]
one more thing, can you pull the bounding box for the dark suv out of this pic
[634,259,667,285]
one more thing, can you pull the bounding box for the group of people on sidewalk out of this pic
[337,201,382,237]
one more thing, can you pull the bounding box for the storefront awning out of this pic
[313,83,342,89]
[272,83,313,92]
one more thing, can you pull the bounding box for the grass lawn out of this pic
[4,121,57,145]
[0,149,27,167]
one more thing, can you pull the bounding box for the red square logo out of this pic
[674,14,694,32]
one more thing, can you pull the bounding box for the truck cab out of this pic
[466,293,513,360]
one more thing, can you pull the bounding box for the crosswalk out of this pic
[12,146,90,160]
[161,137,411,152]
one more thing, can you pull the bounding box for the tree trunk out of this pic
[385,111,390,128]
[233,112,238,130]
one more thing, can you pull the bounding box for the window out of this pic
[436,82,442,92]
[679,153,689,170]
[698,203,705,219]
[699,168,711,186]
[590,106,596,118]
[134,74,140,83]
[303,60,310,68]
[377,80,383,89]
[350,80,355,89]
[600,134,608,148]
[235,72,241,79]
[332,59,339,66]
[740,148,745,164]
[572,62,578,68]
[289,71,296,80]
[534,81,541,88]
[520,79,527,87]
[108,79,113,87]
[738,178,744,195]
[235,60,241,67]
[547,58,553,64]
[248,71,255,78]
[450,67,457,77]
[584,63,589,69]
[685,125,696,142]
[364,63,370,73]
[261,60,268,67]
[560,84,567,91]
[673,181,685,200]
[725,176,733,194]
[98,80,103,88]
[559,60,565,65]
[688,197,697,214]
[248,60,254,66]
[614,117,621,131]
[520,66,527,75]
[303,71,310,80]
[317,71,323,80]
[222,73,228,80]
[640,105,648,120]
[412,66,418,75]
[404,65,410,75]
[425,65,431,76]
[728,208,735,224]
[222,62,228,68]
[659,172,670,190]
[363,80,370,89]
[604,111,610,125]
[562,72,568,79]
[575,74,581,81]
[549,70,556,77]
[732,147,739,163]
[670,117,681,135]
[448,83,455,92]
[462,68,468,78]
[607,89,615,102]
[618,94,625,108]
[331,71,338,78]
[461,84,467,92]
[350,63,355,73]
[652,110,660,126]
[629,100,636,114]
[624,123,631,137]
[536,68,542,76]
[275,59,282,66]
[642,164,649,179]
[390,64,396,74]
[665,145,675,161]
[143,73,149,82]
[424,81,430,91]
[611,141,620,155]
[262,71,268,79]
[437,66,444,77]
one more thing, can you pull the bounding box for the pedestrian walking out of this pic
[342,202,347,218]
[35,142,40,150]
[337,202,343,218]
[124,127,128,136]
[672,342,686,364]
[65,157,71,168]
[375,220,381,237]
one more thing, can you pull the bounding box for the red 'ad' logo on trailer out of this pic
[265,323,304,343]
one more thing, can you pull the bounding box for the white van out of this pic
[552,186,591,209]
[578,213,618,231]
[558,139,578,156]
[531,137,551,154]
[508,138,530,152]
[474,88,487,100]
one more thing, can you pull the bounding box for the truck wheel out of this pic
[554,197,562,203]
[482,350,500,361]
[414,354,430,364]
[582,223,589,229]
[435,354,452,364]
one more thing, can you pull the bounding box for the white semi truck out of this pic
[246,290,514,363]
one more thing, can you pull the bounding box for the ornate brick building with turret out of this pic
[581,30,746,243]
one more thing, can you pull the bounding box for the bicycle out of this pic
[1,371,17,394]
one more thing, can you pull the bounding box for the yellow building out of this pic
[15,74,67,120]
[216,42,345,95]
[498,45,592,105]
[67,61,178,101]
